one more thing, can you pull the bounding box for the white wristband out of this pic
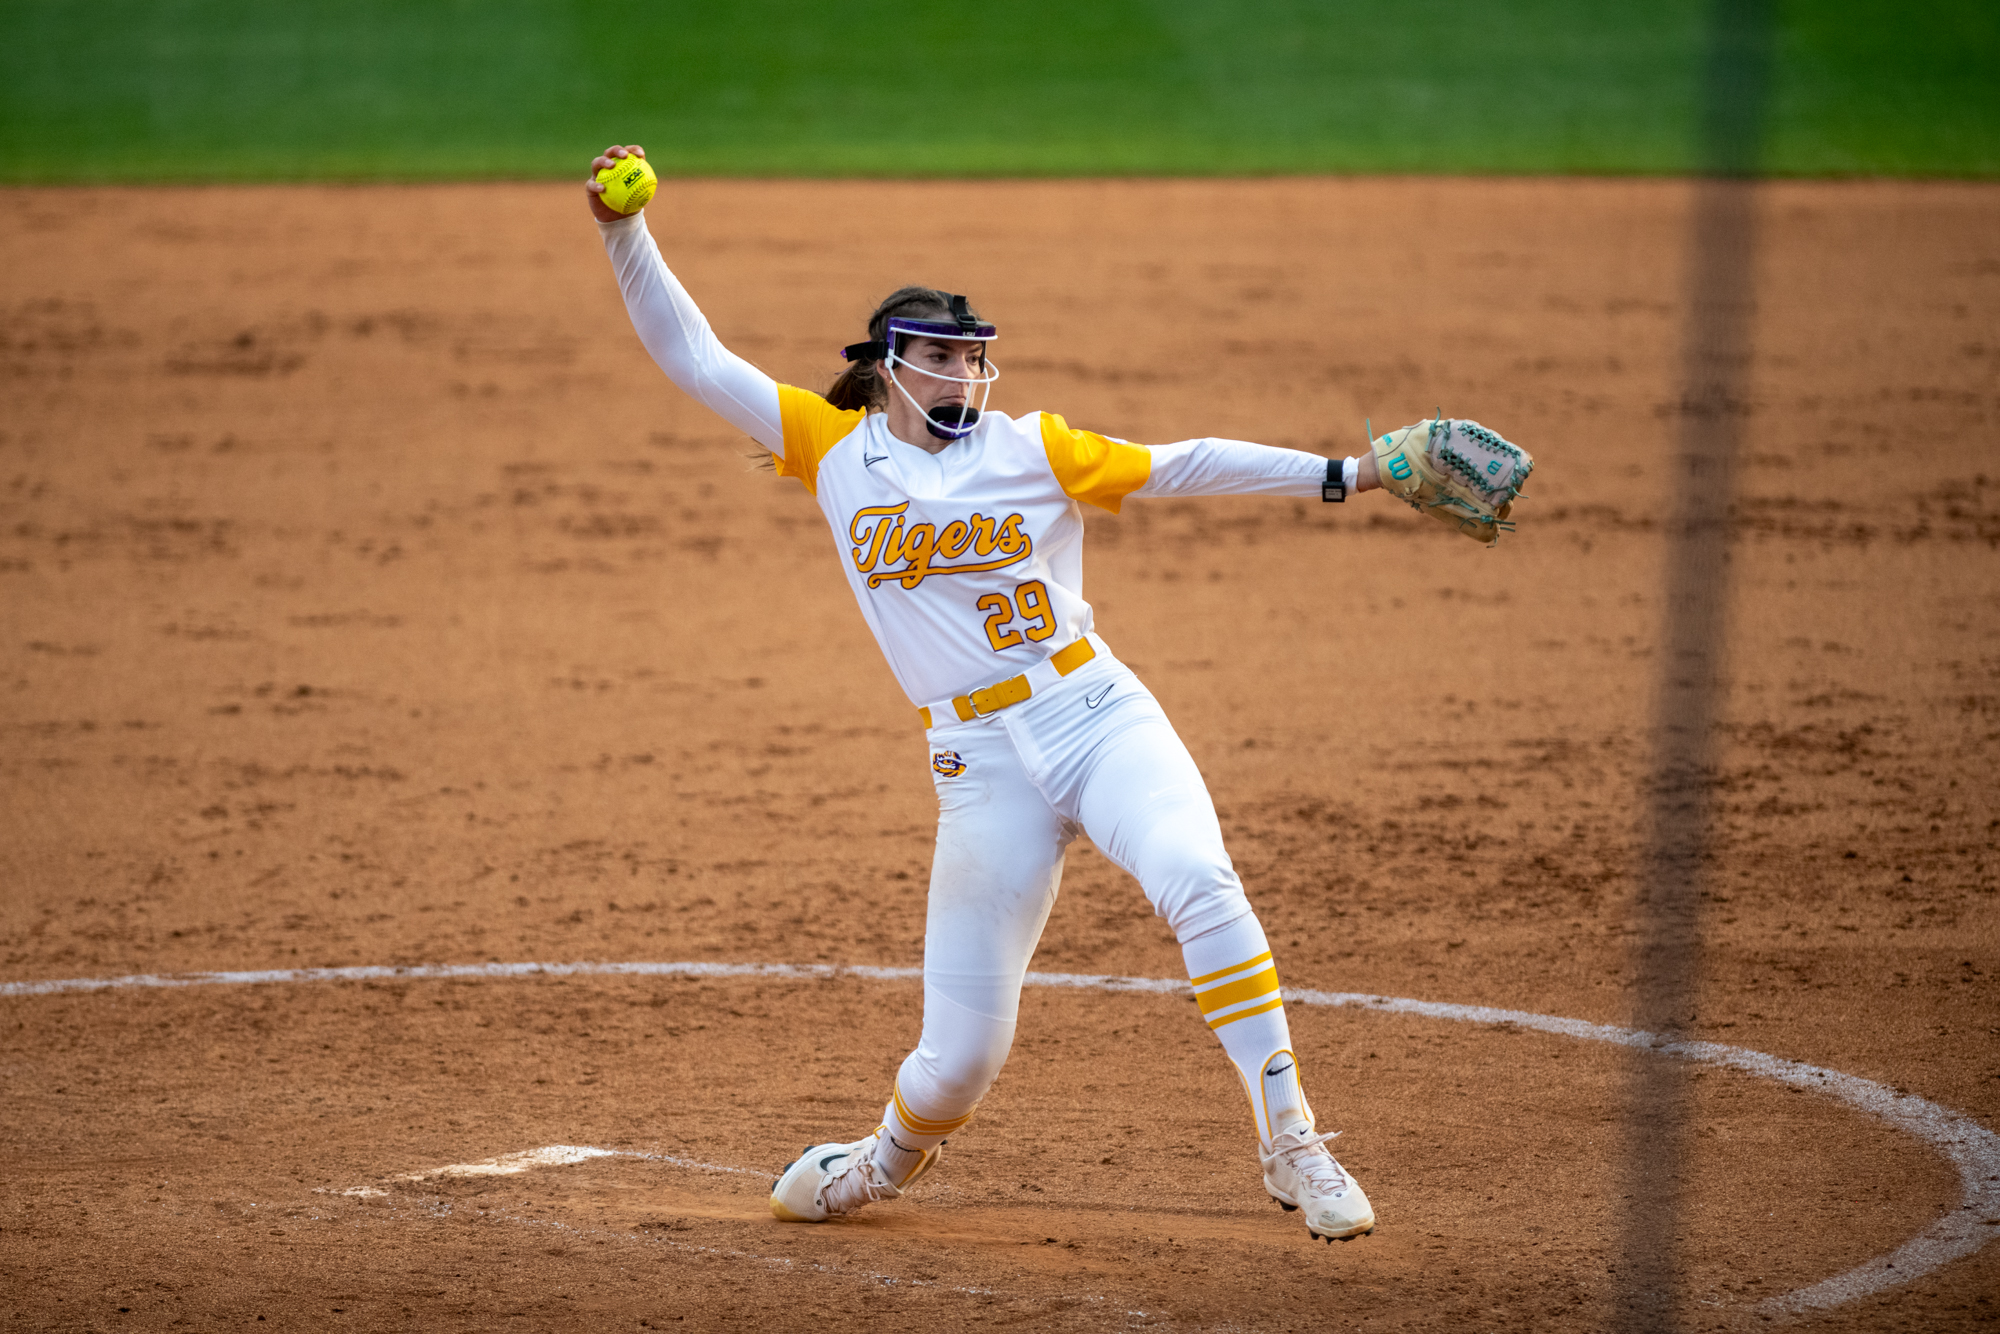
[1342,456,1360,491]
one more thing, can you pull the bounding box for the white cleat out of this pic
[1262,1128,1375,1242]
[769,1131,941,1223]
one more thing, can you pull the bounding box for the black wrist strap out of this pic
[1322,457,1347,503]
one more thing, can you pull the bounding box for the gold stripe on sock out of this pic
[1187,950,1273,987]
[1195,964,1281,1015]
[891,1082,976,1137]
[1208,995,1286,1030]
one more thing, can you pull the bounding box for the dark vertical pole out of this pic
[1621,0,1772,1328]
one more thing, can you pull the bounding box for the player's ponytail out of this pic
[825,285,984,411]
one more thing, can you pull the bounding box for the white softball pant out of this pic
[882,635,1262,1146]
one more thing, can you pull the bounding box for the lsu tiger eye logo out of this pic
[931,749,968,778]
[849,502,1032,590]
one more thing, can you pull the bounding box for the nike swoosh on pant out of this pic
[1085,685,1113,708]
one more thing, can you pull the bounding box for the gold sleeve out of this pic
[775,385,868,496]
[1038,412,1154,514]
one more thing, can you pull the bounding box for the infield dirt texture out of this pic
[1,176,1996,1330]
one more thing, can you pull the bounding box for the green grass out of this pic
[2,0,1995,180]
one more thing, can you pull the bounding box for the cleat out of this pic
[1262,1127,1375,1243]
[1278,1201,1298,1212]
[769,1129,942,1223]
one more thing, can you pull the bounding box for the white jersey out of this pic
[600,212,1330,708]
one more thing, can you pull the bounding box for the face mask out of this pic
[840,297,1000,441]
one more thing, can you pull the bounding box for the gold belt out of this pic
[919,637,1097,728]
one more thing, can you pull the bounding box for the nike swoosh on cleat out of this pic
[1085,685,1113,708]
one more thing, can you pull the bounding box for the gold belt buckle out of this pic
[967,673,1032,717]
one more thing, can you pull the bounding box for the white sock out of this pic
[1182,912,1315,1148]
[869,1129,930,1187]
[1258,1049,1314,1142]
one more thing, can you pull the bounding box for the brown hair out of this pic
[825,285,985,411]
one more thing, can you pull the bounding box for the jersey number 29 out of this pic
[978,580,1056,652]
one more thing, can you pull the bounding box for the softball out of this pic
[594,153,657,215]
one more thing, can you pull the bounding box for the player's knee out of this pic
[1129,827,1248,940]
[1160,880,1254,944]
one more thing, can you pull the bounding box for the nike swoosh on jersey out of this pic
[1085,684,1113,709]
[863,452,889,467]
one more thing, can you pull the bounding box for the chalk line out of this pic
[389,1142,770,1183]
[0,959,920,998]
[7,957,1995,1319]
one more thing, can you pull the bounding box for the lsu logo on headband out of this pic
[931,749,967,778]
[849,502,1032,590]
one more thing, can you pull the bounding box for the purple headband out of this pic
[841,293,997,363]
[884,315,997,342]
[842,319,997,363]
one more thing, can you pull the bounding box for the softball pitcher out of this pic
[587,146,1532,1244]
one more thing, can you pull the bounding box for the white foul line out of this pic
[7,958,1996,1318]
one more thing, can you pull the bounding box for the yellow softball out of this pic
[594,153,657,215]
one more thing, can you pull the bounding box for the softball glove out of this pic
[1370,416,1534,545]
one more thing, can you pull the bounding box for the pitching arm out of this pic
[598,212,785,454]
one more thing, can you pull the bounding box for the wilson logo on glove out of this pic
[1370,415,1534,547]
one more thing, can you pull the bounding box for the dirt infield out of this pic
[2,178,1996,1331]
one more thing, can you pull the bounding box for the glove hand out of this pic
[1370,416,1533,545]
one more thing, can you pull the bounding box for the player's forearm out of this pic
[598,214,784,451]
[1132,437,1376,500]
